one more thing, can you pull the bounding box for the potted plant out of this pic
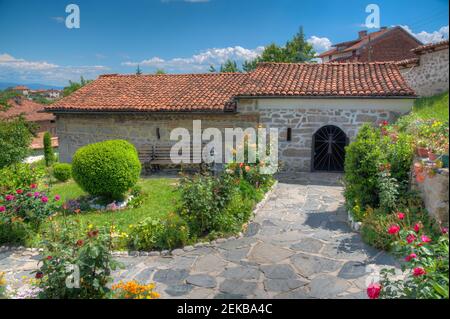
[416,140,429,158]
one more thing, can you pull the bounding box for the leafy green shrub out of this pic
[128,214,189,251]
[158,213,190,250]
[0,116,34,168]
[52,163,72,182]
[71,140,141,199]
[178,172,237,236]
[43,132,55,167]
[36,222,120,299]
[0,163,44,195]
[0,220,32,245]
[344,124,384,212]
[128,217,165,251]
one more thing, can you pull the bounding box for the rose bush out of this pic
[367,211,449,299]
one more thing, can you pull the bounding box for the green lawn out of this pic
[413,91,449,121]
[47,177,180,233]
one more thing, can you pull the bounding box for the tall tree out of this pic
[136,64,142,75]
[243,26,316,72]
[62,76,92,97]
[220,60,240,73]
[0,89,20,111]
[155,69,166,75]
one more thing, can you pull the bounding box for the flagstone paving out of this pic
[0,173,400,299]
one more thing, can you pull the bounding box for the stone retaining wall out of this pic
[412,167,449,225]
[400,48,449,97]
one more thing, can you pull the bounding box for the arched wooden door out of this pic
[312,125,348,172]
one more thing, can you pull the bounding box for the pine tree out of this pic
[136,65,142,75]
[208,65,217,73]
[220,60,240,73]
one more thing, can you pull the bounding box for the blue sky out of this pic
[0,0,448,86]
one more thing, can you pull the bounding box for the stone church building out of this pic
[46,62,415,172]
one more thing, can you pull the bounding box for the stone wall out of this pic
[238,98,409,172]
[400,48,449,97]
[56,113,258,163]
[412,167,449,224]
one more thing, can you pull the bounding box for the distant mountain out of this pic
[0,82,64,90]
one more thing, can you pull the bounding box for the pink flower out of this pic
[16,189,23,195]
[367,283,381,299]
[413,223,422,233]
[406,234,416,244]
[0,206,5,213]
[441,227,449,235]
[34,192,40,198]
[397,212,405,220]
[26,192,33,197]
[41,196,48,203]
[5,194,14,201]
[405,253,417,262]
[413,267,426,277]
[54,195,61,201]
[30,184,37,189]
[388,225,400,235]
[421,235,432,243]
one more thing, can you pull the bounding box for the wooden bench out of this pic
[138,144,212,172]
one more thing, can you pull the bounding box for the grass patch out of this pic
[412,91,449,121]
[31,178,181,247]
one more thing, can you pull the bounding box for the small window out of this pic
[156,127,161,140]
[287,128,292,142]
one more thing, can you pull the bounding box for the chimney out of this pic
[358,30,368,39]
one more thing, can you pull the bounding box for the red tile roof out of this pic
[412,40,449,54]
[396,57,420,68]
[46,62,415,113]
[1,98,55,122]
[48,73,248,112]
[238,62,415,97]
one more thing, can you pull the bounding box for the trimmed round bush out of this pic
[72,140,141,199]
[52,163,72,182]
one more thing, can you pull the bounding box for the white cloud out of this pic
[307,36,332,53]
[399,25,449,44]
[0,53,109,86]
[122,46,265,72]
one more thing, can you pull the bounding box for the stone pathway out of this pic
[0,173,399,299]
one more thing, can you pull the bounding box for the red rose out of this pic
[30,184,37,189]
[413,223,421,233]
[397,212,405,220]
[0,206,5,213]
[367,283,381,299]
[405,253,417,262]
[441,227,449,235]
[47,256,52,260]
[413,267,426,277]
[76,239,84,247]
[406,234,416,244]
[35,272,44,279]
[16,189,23,194]
[421,235,431,243]
[388,225,400,235]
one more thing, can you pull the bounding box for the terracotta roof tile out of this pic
[48,73,248,112]
[1,98,55,122]
[46,62,415,113]
[412,40,449,54]
[238,62,415,97]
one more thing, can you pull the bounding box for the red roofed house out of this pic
[45,62,415,172]
[1,97,58,150]
[319,26,422,63]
